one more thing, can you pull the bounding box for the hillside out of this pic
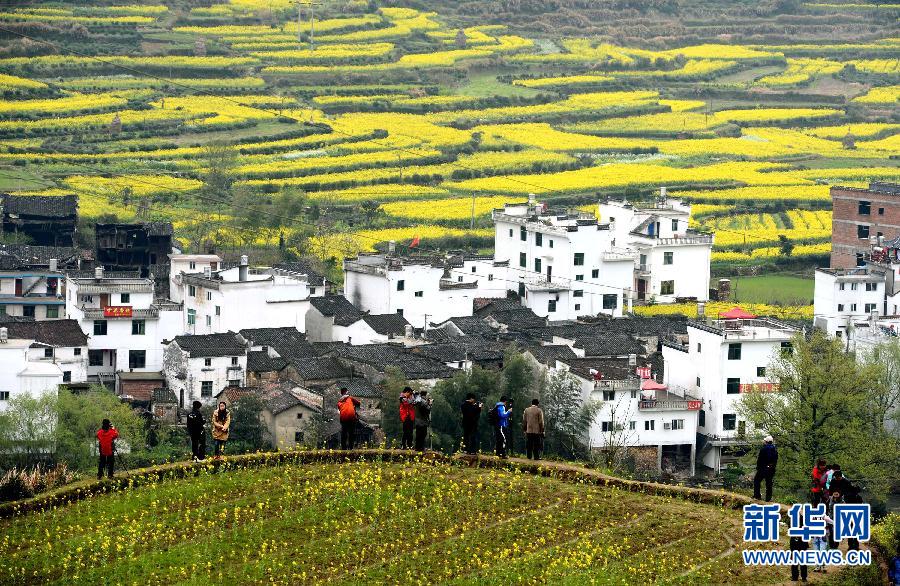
[0,454,798,585]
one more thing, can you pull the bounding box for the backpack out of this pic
[338,397,357,422]
[487,405,500,427]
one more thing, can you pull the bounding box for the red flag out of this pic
[410,236,420,248]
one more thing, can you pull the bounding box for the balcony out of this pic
[638,388,701,411]
[634,263,651,276]
[629,231,714,247]
[594,379,640,391]
[82,307,160,319]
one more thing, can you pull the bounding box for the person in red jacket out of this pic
[96,418,119,480]
[811,458,827,506]
[399,387,416,450]
[337,388,361,450]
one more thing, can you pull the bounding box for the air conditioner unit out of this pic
[663,422,671,430]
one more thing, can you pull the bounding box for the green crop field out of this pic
[0,457,796,585]
[726,274,816,306]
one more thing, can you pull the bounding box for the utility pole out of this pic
[470,193,476,229]
[298,0,323,50]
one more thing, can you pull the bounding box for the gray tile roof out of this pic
[275,260,326,287]
[246,350,288,373]
[1,194,77,218]
[362,313,410,336]
[526,344,578,366]
[173,332,245,358]
[239,327,305,348]
[332,378,381,399]
[292,356,351,381]
[0,244,78,269]
[0,318,87,347]
[309,295,363,326]
[333,343,454,380]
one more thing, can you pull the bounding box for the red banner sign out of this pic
[636,367,651,379]
[739,382,779,393]
[687,400,702,410]
[103,306,133,318]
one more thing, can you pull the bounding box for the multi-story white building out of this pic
[662,316,799,471]
[178,256,320,335]
[0,319,88,411]
[65,268,182,383]
[599,195,713,303]
[0,247,74,320]
[306,294,410,345]
[162,332,248,407]
[493,203,635,320]
[168,253,222,303]
[343,253,508,328]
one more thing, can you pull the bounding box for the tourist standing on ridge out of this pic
[338,387,361,450]
[399,387,416,450]
[186,400,206,461]
[753,435,777,501]
[522,398,545,460]
[413,390,432,451]
[212,401,231,458]
[96,418,118,480]
[811,458,827,506]
[491,396,512,459]
[460,393,482,455]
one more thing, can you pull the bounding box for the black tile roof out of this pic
[0,319,87,347]
[439,316,496,337]
[489,308,546,330]
[246,350,289,373]
[265,388,307,416]
[332,378,381,399]
[275,260,326,287]
[362,313,410,336]
[309,295,363,326]
[0,244,78,268]
[239,327,306,348]
[1,194,77,218]
[293,356,350,381]
[575,332,645,357]
[334,344,454,380]
[145,222,174,236]
[562,357,638,381]
[172,332,245,358]
[526,344,578,366]
[152,387,178,403]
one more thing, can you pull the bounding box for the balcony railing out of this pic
[593,379,640,390]
[629,232,714,246]
[82,307,160,319]
[638,398,702,411]
[439,280,478,290]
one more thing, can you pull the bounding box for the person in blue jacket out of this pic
[888,549,900,586]
[493,396,512,459]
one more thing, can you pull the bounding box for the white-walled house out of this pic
[599,196,713,303]
[493,203,635,320]
[343,254,508,328]
[168,253,221,303]
[163,332,247,408]
[0,319,88,411]
[306,295,410,345]
[65,268,182,383]
[662,316,799,471]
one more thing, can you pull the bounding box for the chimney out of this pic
[388,240,396,254]
[528,193,535,206]
[49,258,58,272]
[628,353,637,367]
[0,327,7,344]
[404,324,414,338]
[95,266,104,280]
[204,266,212,278]
[660,186,667,199]
[238,255,248,282]
[698,301,706,318]
[718,278,731,302]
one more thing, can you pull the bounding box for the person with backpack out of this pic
[399,387,416,450]
[211,401,231,459]
[522,398,545,460]
[753,435,777,502]
[96,419,118,480]
[413,390,432,451]
[490,396,512,459]
[186,400,206,461]
[338,387,361,450]
[460,393,482,455]
[811,458,827,506]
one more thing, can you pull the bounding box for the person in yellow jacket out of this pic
[212,401,231,458]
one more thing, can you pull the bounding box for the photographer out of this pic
[399,387,416,450]
[492,396,512,459]
[186,400,206,461]
[413,390,433,452]
[96,419,118,480]
[460,393,483,455]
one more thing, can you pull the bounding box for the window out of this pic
[231,356,238,365]
[602,294,617,310]
[697,343,702,352]
[228,379,240,387]
[549,239,554,248]
[851,283,859,291]
[592,269,599,278]
[574,304,580,311]
[189,285,196,297]
[671,219,679,232]
[837,304,845,312]
[723,414,737,431]
[839,283,845,291]
[0,306,5,316]
[602,390,615,401]
[204,358,212,367]
[396,309,403,316]
[573,253,584,266]
[781,342,793,355]
[644,420,655,431]
[519,252,526,268]
[757,367,766,377]
[74,348,81,356]
[200,381,213,397]
[601,421,613,432]
[696,377,701,387]
[575,274,584,281]
[858,224,870,239]
[457,276,463,282]
[128,350,146,369]
[856,253,865,267]
[44,348,53,358]
[663,251,674,265]
[535,232,542,246]
[520,226,526,241]
[573,289,583,298]
[629,421,636,431]
[726,377,741,395]
[865,303,877,313]
[120,293,130,303]
[534,258,541,272]
[858,200,871,215]
[397,280,405,291]
[205,315,211,327]
[660,280,674,295]
[471,266,476,273]
[866,282,878,292]
[294,431,304,443]
[63,371,71,383]
[189,261,196,270]
[206,291,212,301]
[23,306,35,318]
[187,309,196,326]
[547,300,556,313]
[508,228,513,237]
[630,390,637,399]
[851,303,857,312]
[0,391,9,401]
[698,409,705,427]
[414,291,423,297]
[131,320,145,335]
[878,207,885,215]
[46,306,59,318]
[727,343,742,360]
[671,419,684,430]
[89,350,103,366]
[296,412,304,419]
[488,274,494,281]
[215,305,221,316]
[93,320,107,336]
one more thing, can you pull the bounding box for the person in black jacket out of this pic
[460,393,483,455]
[186,400,206,461]
[753,435,778,501]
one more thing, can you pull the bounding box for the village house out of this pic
[661,310,799,471]
[599,194,713,303]
[259,384,324,450]
[492,201,636,320]
[0,247,75,320]
[163,332,248,408]
[0,194,77,247]
[306,294,411,345]
[829,182,900,268]
[168,253,222,302]
[0,319,88,411]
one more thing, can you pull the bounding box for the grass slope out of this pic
[728,274,815,305]
[0,456,798,585]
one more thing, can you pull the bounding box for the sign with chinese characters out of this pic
[739,382,780,393]
[636,366,651,379]
[103,305,133,318]
[687,400,702,410]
